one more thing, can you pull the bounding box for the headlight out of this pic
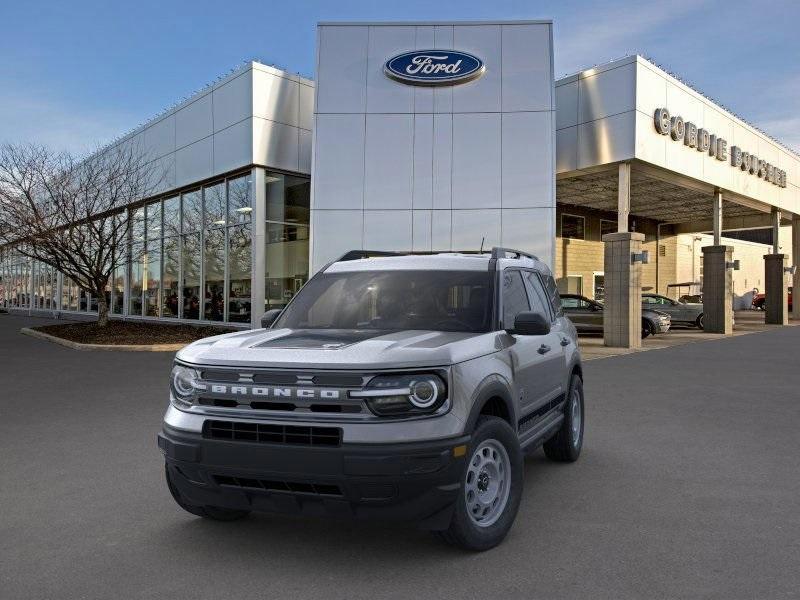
[351,373,448,417]
[170,364,202,408]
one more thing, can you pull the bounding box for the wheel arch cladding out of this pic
[465,379,516,432]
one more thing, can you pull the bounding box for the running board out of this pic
[519,411,564,450]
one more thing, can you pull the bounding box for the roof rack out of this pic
[336,250,404,262]
[335,249,491,262]
[490,247,539,261]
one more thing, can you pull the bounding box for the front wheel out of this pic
[437,416,523,551]
[696,314,704,329]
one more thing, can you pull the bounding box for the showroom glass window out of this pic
[203,182,226,322]
[181,189,202,319]
[265,173,310,311]
[161,196,180,317]
[144,201,162,317]
[561,214,585,240]
[129,208,145,315]
[227,175,252,323]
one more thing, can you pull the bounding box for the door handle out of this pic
[560,337,571,346]
[537,344,551,355]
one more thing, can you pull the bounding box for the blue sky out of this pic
[1,0,798,153]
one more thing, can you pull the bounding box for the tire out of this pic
[165,464,250,521]
[543,374,584,463]
[696,314,704,330]
[641,319,655,339]
[436,416,523,551]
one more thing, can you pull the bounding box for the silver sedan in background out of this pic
[642,293,704,329]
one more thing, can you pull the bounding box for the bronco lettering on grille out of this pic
[208,385,341,400]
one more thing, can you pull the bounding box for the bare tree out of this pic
[0,142,163,326]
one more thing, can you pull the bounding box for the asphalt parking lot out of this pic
[1,313,799,599]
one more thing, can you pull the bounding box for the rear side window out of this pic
[502,270,530,329]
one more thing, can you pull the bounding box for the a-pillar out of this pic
[701,246,734,334]
[602,232,644,348]
[793,215,800,321]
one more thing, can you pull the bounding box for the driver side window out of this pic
[502,270,531,330]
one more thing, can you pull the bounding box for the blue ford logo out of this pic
[384,50,485,86]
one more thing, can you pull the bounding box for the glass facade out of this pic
[0,169,310,326]
[265,173,310,311]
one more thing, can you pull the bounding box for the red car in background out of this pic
[752,287,793,311]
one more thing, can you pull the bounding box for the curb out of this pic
[20,327,186,352]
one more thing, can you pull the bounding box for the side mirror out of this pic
[260,309,282,329]
[510,311,551,336]
[591,304,601,311]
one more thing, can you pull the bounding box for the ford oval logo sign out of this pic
[384,50,485,86]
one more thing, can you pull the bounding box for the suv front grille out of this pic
[213,475,343,497]
[203,420,342,447]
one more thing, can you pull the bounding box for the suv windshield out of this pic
[274,270,493,333]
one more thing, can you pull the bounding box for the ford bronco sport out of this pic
[158,248,584,550]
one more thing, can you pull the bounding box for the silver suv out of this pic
[158,248,584,551]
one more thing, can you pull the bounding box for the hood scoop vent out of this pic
[254,329,391,349]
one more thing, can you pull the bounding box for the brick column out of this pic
[602,232,644,348]
[764,254,788,325]
[701,246,733,334]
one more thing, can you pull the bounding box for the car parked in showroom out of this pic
[642,293,705,329]
[560,293,670,338]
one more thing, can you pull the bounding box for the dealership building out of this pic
[1,20,799,346]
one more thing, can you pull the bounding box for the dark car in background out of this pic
[560,294,670,338]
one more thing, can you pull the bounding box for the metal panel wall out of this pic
[92,62,313,198]
[555,55,800,217]
[312,21,556,271]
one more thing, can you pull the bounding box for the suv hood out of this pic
[176,328,500,369]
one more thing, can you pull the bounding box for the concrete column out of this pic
[701,246,734,334]
[771,209,781,254]
[793,216,800,321]
[617,162,631,233]
[251,167,267,329]
[764,253,788,325]
[602,232,644,348]
[56,271,63,312]
[712,189,723,246]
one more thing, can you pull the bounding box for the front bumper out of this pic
[657,320,671,333]
[158,424,470,530]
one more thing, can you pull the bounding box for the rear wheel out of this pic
[696,314,705,329]
[436,416,523,551]
[543,374,584,462]
[165,464,250,521]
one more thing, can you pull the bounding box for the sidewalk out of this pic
[579,310,798,360]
